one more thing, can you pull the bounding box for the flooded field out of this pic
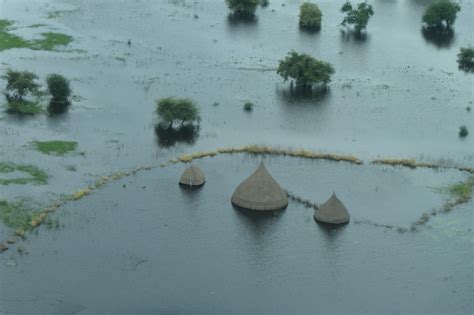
[0,0,473,313]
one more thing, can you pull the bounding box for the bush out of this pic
[422,0,460,29]
[2,69,41,114]
[277,51,335,88]
[340,1,374,33]
[457,47,474,72]
[299,2,322,31]
[156,97,200,128]
[459,126,468,137]
[46,74,72,114]
[47,74,71,100]
[243,101,254,111]
[225,0,259,17]
[2,69,39,101]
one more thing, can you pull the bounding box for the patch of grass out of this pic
[446,177,474,202]
[32,140,78,156]
[0,20,31,51]
[4,99,43,115]
[31,32,73,51]
[0,199,37,231]
[0,162,48,185]
[0,19,73,52]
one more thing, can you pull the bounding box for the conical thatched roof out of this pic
[179,164,205,187]
[231,162,288,211]
[314,193,350,224]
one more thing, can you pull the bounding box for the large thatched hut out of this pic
[231,162,288,211]
[179,164,205,187]
[314,193,350,224]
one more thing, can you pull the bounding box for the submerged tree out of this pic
[422,0,460,30]
[156,97,200,128]
[299,2,323,31]
[46,74,72,114]
[225,0,259,17]
[277,51,335,88]
[2,70,39,101]
[457,47,474,72]
[340,1,374,34]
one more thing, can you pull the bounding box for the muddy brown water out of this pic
[0,0,473,313]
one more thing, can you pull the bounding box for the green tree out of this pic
[225,0,259,17]
[156,97,200,128]
[457,47,474,72]
[2,70,39,101]
[340,1,374,33]
[422,0,460,29]
[46,74,72,114]
[277,51,335,88]
[299,2,323,31]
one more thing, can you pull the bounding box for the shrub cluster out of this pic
[299,2,322,31]
[277,51,335,88]
[1,70,72,115]
[457,47,474,72]
[422,0,460,30]
[156,97,200,128]
[340,1,374,33]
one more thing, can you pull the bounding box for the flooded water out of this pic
[1,156,473,314]
[0,0,473,313]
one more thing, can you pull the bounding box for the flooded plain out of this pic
[0,0,473,313]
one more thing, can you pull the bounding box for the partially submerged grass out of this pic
[164,145,363,166]
[0,199,38,232]
[372,158,418,168]
[0,20,31,51]
[4,100,43,115]
[31,32,73,51]
[0,19,73,52]
[0,162,48,185]
[218,145,363,164]
[286,191,319,210]
[0,164,155,253]
[406,176,474,232]
[445,177,474,202]
[372,158,474,174]
[178,151,218,163]
[32,140,78,156]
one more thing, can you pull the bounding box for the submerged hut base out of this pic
[313,193,350,224]
[179,164,206,187]
[231,162,288,211]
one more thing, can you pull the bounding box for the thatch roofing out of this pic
[231,162,288,211]
[179,164,205,187]
[314,193,350,224]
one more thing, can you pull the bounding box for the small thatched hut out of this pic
[179,164,205,187]
[314,193,350,224]
[231,162,288,211]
